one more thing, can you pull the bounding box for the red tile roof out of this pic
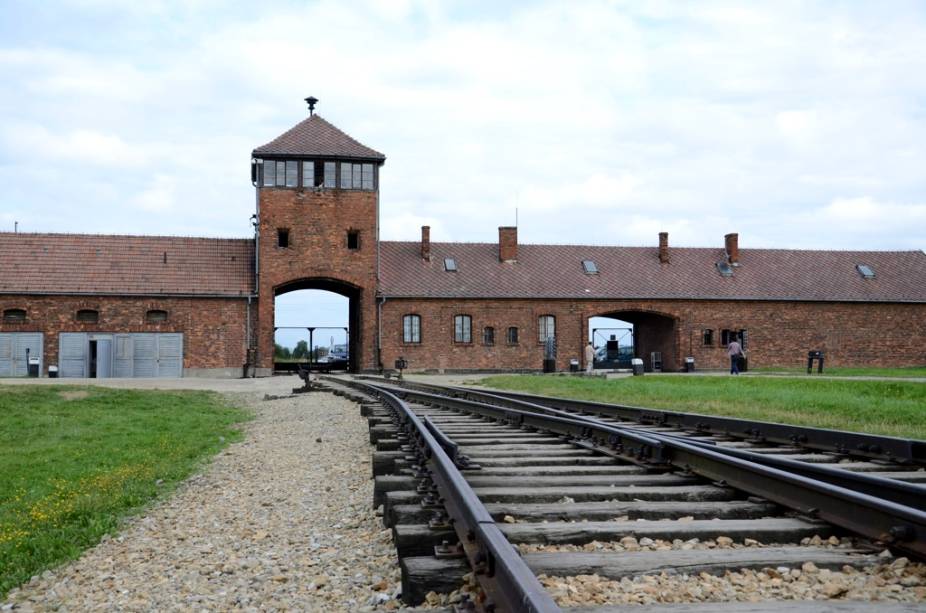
[0,233,254,296]
[380,241,926,303]
[252,114,385,161]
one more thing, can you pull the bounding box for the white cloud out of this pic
[1,123,148,167]
[132,175,177,212]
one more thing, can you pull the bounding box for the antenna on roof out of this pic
[13,221,18,233]
[305,96,319,116]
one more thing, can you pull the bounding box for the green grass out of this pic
[479,375,926,440]
[750,366,926,378]
[0,386,250,598]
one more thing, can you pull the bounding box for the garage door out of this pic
[59,333,183,378]
[0,333,43,377]
[59,333,88,378]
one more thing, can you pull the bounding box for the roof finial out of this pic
[305,96,319,116]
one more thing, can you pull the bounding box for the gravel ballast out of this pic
[2,388,411,611]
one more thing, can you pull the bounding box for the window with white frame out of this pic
[454,315,472,343]
[403,314,421,344]
[538,315,555,343]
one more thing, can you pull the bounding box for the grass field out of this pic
[750,366,926,378]
[479,375,926,440]
[0,385,250,598]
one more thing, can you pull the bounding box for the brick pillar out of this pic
[421,226,430,261]
[725,233,739,265]
[499,226,517,262]
[658,232,670,263]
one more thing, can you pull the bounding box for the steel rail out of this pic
[456,385,926,464]
[349,381,560,612]
[375,383,926,559]
[395,382,926,512]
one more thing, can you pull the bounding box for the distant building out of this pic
[2,102,925,377]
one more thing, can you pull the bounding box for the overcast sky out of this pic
[2,1,925,348]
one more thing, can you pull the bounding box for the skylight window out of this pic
[716,261,734,277]
[856,264,875,279]
[444,258,457,272]
[582,260,598,274]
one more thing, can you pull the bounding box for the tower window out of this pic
[2,308,26,323]
[324,162,337,188]
[339,162,375,190]
[275,161,286,187]
[262,159,275,186]
[76,309,99,323]
[302,161,315,188]
[285,161,298,187]
[347,230,360,250]
[277,228,290,248]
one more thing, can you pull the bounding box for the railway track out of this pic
[323,376,926,612]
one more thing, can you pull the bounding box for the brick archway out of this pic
[593,308,679,371]
[268,277,364,373]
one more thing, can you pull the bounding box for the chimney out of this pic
[499,226,518,262]
[658,232,670,264]
[420,226,431,261]
[725,233,739,266]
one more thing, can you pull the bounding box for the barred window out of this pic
[507,326,518,345]
[702,329,714,346]
[2,308,26,323]
[76,309,99,323]
[403,314,421,344]
[483,327,495,346]
[538,315,555,343]
[146,309,168,323]
[454,315,472,344]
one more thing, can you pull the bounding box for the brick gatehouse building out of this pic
[2,104,925,377]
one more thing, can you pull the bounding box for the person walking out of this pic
[584,342,595,374]
[727,336,745,375]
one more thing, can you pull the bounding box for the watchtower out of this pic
[251,98,385,372]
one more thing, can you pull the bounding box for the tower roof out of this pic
[252,114,385,161]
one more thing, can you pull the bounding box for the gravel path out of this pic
[2,388,418,612]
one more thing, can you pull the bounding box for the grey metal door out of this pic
[95,339,113,378]
[0,334,11,377]
[113,334,133,378]
[13,333,42,376]
[156,333,183,377]
[59,333,88,378]
[2,333,43,376]
[133,334,157,377]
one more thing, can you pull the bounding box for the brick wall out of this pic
[255,185,379,370]
[0,295,251,374]
[380,298,926,371]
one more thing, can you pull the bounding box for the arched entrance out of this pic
[593,309,679,372]
[274,278,362,373]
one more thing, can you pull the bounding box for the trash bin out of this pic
[28,357,40,378]
[685,357,695,373]
[48,365,58,378]
[807,350,824,374]
[631,358,644,376]
[543,358,556,373]
[569,358,579,372]
[737,356,748,373]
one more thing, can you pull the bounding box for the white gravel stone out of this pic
[1,386,432,611]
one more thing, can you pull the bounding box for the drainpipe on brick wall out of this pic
[245,295,252,378]
[376,295,386,372]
